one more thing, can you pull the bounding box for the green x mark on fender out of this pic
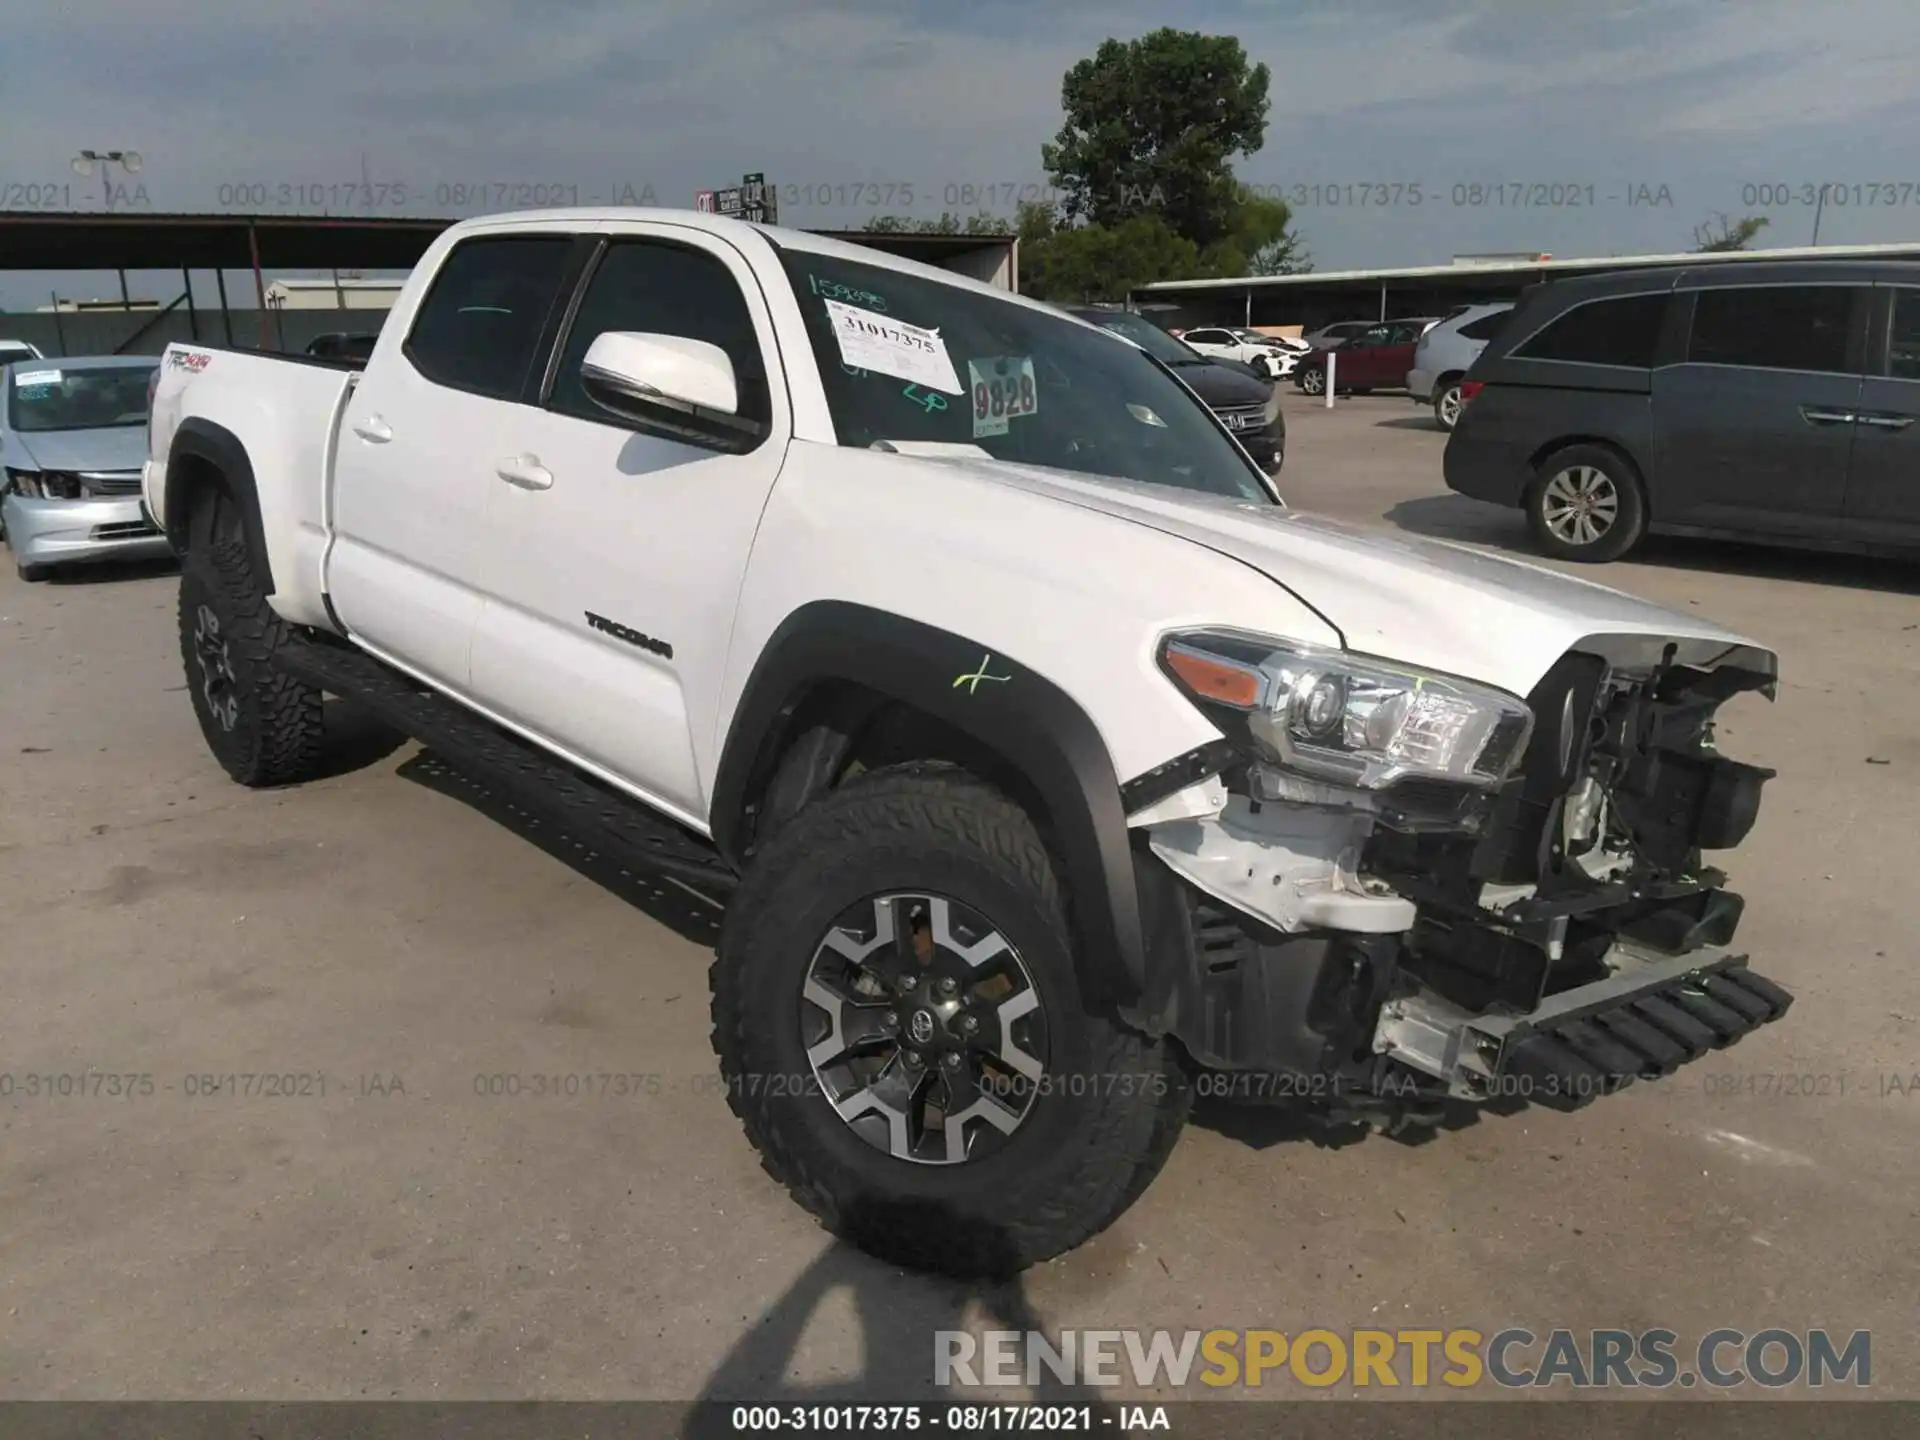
[953,653,1012,695]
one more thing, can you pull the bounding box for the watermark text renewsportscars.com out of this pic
[936,1327,1871,1391]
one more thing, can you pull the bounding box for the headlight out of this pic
[3,467,82,499]
[1261,387,1282,426]
[1158,630,1534,789]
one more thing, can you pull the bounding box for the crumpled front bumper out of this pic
[2,493,174,567]
[1374,940,1793,1109]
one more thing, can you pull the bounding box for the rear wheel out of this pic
[1433,379,1465,431]
[1525,445,1648,563]
[177,495,325,785]
[712,766,1191,1277]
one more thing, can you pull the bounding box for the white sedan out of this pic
[1178,326,1302,379]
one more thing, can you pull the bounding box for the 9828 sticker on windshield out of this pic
[825,299,962,394]
[967,356,1037,438]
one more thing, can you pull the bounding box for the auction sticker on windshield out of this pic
[967,355,1037,438]
[13,369,61,387]
[825,299,961,394]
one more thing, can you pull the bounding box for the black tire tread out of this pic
[179,519,324,787]
[711,766,1187,1276]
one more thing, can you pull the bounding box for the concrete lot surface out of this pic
[1,393,1916,1404]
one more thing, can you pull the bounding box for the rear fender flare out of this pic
[165,418,274,591]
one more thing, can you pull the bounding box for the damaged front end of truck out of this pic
[1131,629,1793,1126]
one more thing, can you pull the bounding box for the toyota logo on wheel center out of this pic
[909,1009,936,1044]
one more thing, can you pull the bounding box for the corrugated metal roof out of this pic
[1138,240,1920,293]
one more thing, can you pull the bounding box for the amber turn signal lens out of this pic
[1163,646,1263,709]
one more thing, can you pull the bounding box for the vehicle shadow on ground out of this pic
[683,1227,1127,1429]
[393,747,726,946]
[1371,415,1443,432]
[310,695,411,781]
[24,554,180,586]
[1188,1093,1523,1153]
[1387,492,1920,594]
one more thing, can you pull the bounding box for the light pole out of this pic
[71,148,143,211]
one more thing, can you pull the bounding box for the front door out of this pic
[328,234,577,689]
[1651,282,1868,532]
[1844,284,1920,539]
[466,226,792,827]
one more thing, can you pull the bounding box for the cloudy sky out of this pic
[5,0,1920,307]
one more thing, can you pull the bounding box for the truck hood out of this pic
[932,457,1777,698]
[6,426,148,473]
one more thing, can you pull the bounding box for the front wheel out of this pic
[1525,445,1648,562]
[1299,368,1326,396]
[711,766,1191,1278]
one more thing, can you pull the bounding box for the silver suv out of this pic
[1409,303,1514,431]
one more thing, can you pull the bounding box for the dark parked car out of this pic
[304,332,378,363]
[1061,307,1285,474]
[1293,318,1436,396]
[1444,260,1920,562]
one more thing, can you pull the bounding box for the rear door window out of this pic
[1887,289,1920,379]
[1457,309,1511,341]
[405,236,575,399]
[1514,293,1669,368]
[1685,285,1864,374]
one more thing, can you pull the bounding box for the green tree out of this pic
[1693,212,1770,252]
[1042,28,1272,251]
[1018,213,1202,304]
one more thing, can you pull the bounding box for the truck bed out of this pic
[146,341,362,631]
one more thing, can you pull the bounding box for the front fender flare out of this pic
[712,602,1146,1011]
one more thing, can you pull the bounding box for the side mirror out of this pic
[579,331,764,450]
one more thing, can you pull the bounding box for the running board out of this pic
[1375,942,1793,1108]
[275,637,738,894]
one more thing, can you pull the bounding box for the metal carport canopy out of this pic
[0,210,1016,273]
[0,211,454,270]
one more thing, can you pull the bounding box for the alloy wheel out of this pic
[1437,385,1463,428]
[800,892,1048,1166]
[192,603,242,732]
[1540,465,1620,547]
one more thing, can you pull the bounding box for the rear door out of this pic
[1338,325,1392,385]
[1651,280,1869,531]
[1379,320,1425,386]
[328,233,580,689]
[1844,283,1920,538]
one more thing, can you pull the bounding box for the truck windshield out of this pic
[8,364,157,433]
[778,250,1274,504]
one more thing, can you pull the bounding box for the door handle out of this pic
[496,455,554,491]
[1798,406,1857,426]
[351,414,393,444]
[1857,413,1916,431]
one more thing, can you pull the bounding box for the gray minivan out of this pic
[1443,260,1920,561]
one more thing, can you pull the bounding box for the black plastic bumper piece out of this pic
[1500,962,1792,1111]
[276,637,738,894]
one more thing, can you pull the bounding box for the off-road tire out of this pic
[1525,443,1649,563]
[712,765,1190,1277]
[177,498,325,786]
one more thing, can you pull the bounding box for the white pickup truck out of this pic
[144,207,1792,1278]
